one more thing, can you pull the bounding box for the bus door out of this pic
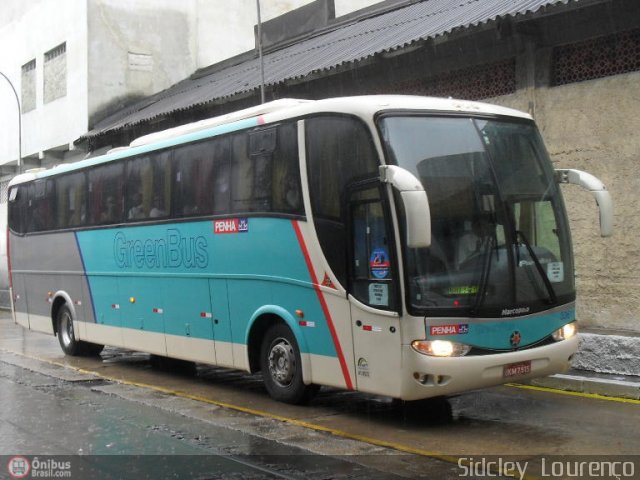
[347,185,402,396]
[164,278,216,364]
[209,279,234,367]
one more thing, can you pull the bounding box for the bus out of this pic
[7,96,612,404]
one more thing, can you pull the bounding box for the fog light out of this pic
[552,321,578,341]
[411,339,471,357]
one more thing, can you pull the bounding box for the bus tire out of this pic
[260,323,318,405]
[56,305,104,357]
[56,305,82,356]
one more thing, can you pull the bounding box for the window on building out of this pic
[21,60,36,113]
[44,42,66,104]
[552,29,640,86]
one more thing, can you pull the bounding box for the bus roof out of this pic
[9,95,531,187]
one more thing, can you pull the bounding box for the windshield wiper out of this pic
[471,234,496,314]
[515,230,557,304]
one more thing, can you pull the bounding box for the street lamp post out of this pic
[256,0,266,104]
[0,71,22,174]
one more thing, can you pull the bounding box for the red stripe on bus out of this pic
[6,228,12,290]
[291,220,353,390]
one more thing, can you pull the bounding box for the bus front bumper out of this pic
[398,336,578,401]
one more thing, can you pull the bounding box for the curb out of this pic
[522,372,640,400]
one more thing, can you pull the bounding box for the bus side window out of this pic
[174,142,213,217]
[212,137,231,214]
[8,186,26,234]
[126,152,171,221]
[272,122,302,215]
[55,172,86,229]
[88,163,124,225]
[28,180,55,232]
[249,127,276,213]
[348,187,397,310]
[231,132,254,213]
[306,115,379,288]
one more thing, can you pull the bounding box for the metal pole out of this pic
[256,0,266,104]
[0,71,22,174]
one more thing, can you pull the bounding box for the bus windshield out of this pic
[379,115,575,317]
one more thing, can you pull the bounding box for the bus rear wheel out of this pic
[260,324,318,405]
[56,305,103,356]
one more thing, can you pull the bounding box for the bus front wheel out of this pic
[260,324,318,404]
[56,305,104,356]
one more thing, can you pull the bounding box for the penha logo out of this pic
[113,228,208,269]
[430,324,469,336]
[214,218,249,234]
[7,456,30,479]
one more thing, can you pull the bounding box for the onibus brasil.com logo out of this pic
[7,456,72,478]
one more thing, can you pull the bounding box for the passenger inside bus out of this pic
[128,192,144,219]
[149,195,166,217]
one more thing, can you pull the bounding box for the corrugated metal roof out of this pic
[85,0,575,139]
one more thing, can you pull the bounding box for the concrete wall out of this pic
[87,0,198,127]
[195,0,378,68]
[489,72,639,334]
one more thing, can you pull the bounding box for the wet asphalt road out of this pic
[1,312,639,479]
[0,360,437,479]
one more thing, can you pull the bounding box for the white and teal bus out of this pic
[7,96,612,404]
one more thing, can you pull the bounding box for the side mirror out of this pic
[555,169,613,237]
[379,165,431,248]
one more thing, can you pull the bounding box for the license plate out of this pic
[503,361,532,378]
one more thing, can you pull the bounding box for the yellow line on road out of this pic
[508,383,640,405]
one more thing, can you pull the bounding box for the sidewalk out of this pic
[521,330,640,400]
[522,368,640,400]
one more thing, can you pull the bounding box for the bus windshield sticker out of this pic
[321,273,337,289]
[369,247,390,279]
[546,262,564,283]
[214,218,249,234]
[369,283,388,306]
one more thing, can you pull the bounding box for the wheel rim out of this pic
[267,337,296,387]
[60,311,74,348]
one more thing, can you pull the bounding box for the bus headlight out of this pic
[552,322,578,341]
[411,339,471,357]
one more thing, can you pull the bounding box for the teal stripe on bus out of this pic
[426,307,576,349]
